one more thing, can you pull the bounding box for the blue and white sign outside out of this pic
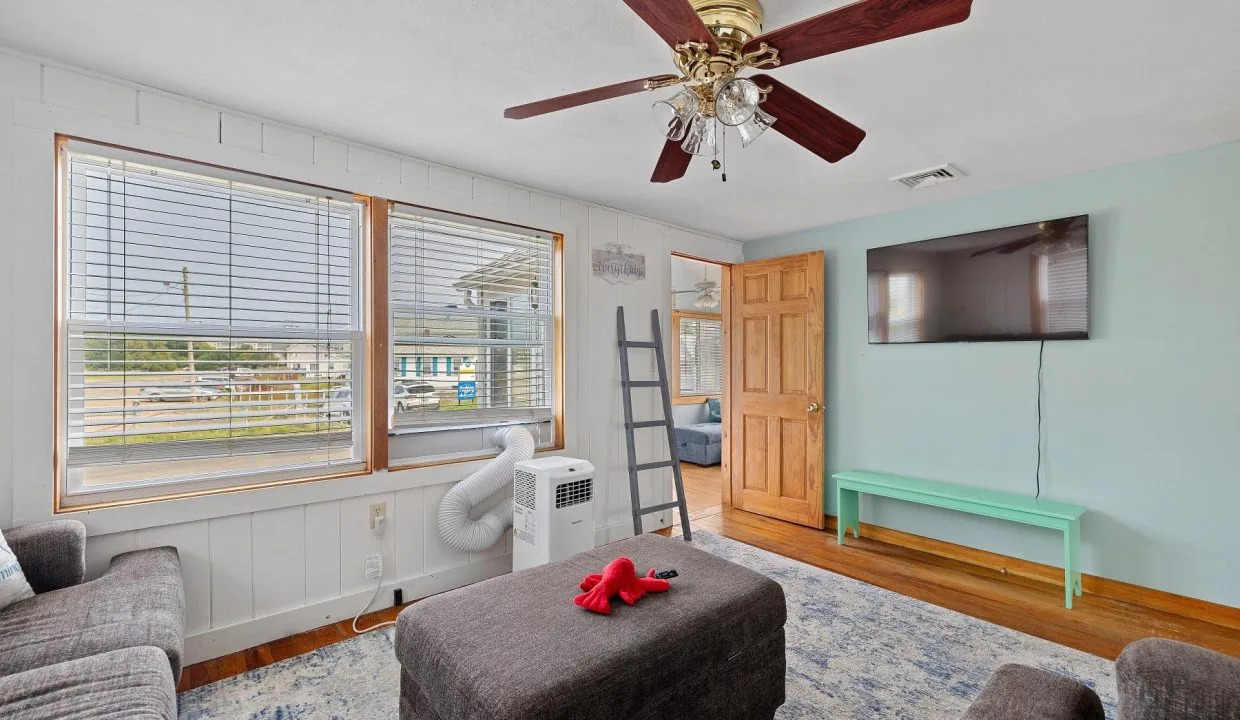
[457,381,477,401]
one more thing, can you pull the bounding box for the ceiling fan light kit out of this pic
[504,0,974,183]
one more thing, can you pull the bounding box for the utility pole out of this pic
[182,266,194,376]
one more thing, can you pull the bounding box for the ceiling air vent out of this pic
[891,164,964,190]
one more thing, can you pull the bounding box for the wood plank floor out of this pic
[180,500,1240,692]
[679,461,722,517]
[682,507,1240,661]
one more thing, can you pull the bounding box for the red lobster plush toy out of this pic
[575,556,670,615]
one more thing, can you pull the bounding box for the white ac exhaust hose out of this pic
[436,426,536,553]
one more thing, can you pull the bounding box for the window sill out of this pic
[672,394,720,406]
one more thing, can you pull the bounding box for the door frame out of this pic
[669,251,734,509]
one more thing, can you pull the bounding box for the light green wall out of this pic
[746,140,1240,607]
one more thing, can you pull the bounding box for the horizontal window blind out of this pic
[388,208,556,447]
[886,271,924,343]
[63,146,364,494]
[678,317,723,396]
[1045,247,1088,334]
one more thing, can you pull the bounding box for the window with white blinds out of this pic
[388,207,558,463]
[886,271,925,343]
[61,143,365,501]
[676,315,723,397]
[1044,247,1089,335]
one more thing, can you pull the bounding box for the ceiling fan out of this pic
[673,279,722,309]
[970,217,1089,258]
[504,0,974,183]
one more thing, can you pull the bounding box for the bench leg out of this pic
[837,488,860,545]
[1070,519,1082,598]
[1062,521,1082,609]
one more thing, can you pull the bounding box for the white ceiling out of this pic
[2,1,1237,241]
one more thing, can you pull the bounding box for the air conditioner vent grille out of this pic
[892,164,964,189]
[515,469,537,510]
[555,477,593,509]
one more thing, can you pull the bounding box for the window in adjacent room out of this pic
[58,140,367,507]
[673,314,723,400]
[387,206,562,466]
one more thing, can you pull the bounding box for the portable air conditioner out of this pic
[512,456,596,572]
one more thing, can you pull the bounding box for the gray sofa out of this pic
[673,399,722,466]
[964,637,1240,720]
[0,519,185,719]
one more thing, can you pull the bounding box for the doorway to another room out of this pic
[670,255,726,518]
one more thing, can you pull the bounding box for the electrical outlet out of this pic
[365,553,382,579]
[369,502,387,530]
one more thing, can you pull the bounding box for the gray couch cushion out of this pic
[0,547,184,680]
[674,422,722,446]
[396,533,786,720]
[964,664,1105,720]
[0,645,176,720]
[1117,638,1240,720]
[5,520,87,594]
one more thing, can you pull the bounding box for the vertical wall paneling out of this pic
[391,487,426,579]
[303,501,342,605]
[251,505,307,618]
[208,514,253,628]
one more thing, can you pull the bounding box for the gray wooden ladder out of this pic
[617,306,692,541]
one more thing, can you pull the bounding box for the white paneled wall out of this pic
[0,47,742,662]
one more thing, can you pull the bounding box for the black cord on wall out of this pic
[1035,340,1045,499]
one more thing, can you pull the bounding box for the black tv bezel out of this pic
[865,214,1090,345]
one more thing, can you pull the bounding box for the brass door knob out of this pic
[807,402,822,413]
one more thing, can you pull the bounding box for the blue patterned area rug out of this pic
[179,531,1116,719]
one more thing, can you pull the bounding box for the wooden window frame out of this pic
[670,309,724,406]
[51,134,566,512]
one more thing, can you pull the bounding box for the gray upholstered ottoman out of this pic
[396,533,786,720]
[963,664,1105,720]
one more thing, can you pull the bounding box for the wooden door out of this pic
[728,252,825,528]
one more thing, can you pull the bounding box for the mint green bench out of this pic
[832,470,1088,609]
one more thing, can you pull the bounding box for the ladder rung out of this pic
[634,460,674,471]
[623,380,661,388]
[638,501,680,515]
[620,341,658,349]
[626,419,668,429]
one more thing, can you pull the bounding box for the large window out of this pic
[387,207,560,465]
[60,141,366,505]
[673,313,723,401]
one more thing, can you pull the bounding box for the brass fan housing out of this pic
[690,0,764,51]
[679,0,774,83]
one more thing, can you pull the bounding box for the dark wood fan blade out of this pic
[970,235,1038,257]
[749,75,866,163]
[744,0,972,67]
[504,74,680,119]
[651,139,692,183]
[997,237,1042,255]
[623,0,717,52]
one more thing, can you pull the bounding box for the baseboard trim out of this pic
[184,554,513,665]
[825,515,1240,631]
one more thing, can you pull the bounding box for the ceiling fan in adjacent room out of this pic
[969,217,1089,258]
[673,279,722,309]
[504,0,974,183]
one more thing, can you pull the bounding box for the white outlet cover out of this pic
[365,553,382,579]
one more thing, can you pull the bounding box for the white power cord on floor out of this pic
[352,513,398,635]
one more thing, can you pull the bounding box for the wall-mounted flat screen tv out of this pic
[867,215,1089,343]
